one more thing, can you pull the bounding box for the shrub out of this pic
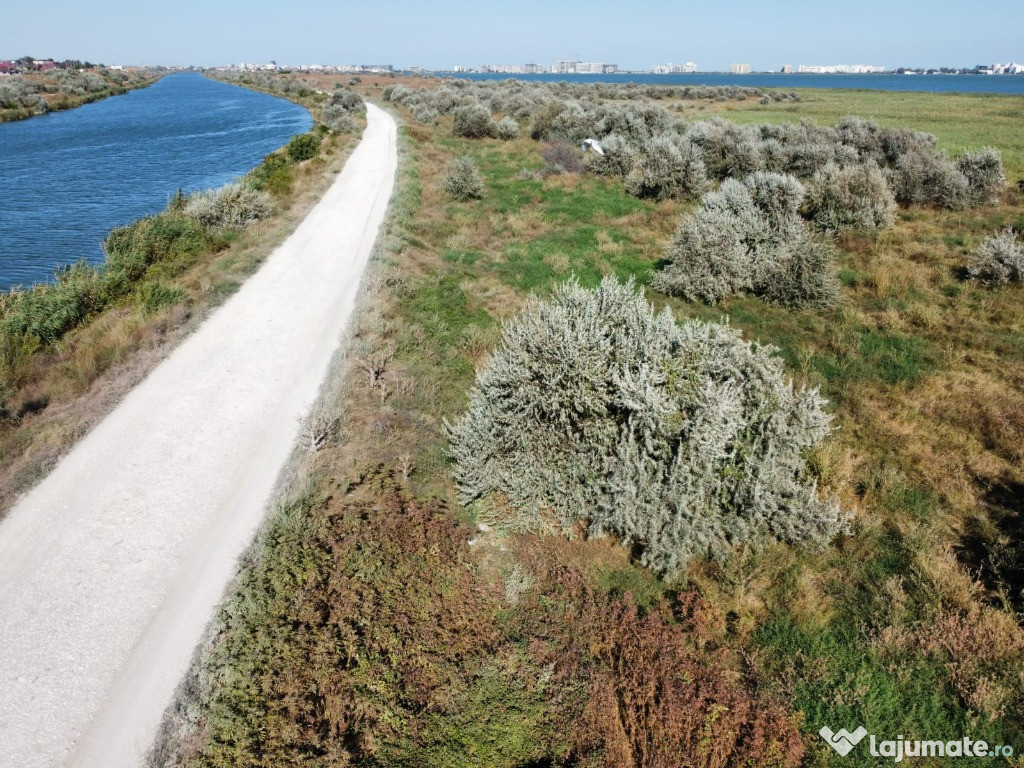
[804,162,897,231]
[328,87,363,113]
[762,238,840,309]
[686,118,763,180]
[541,142,584,175]
[441,156,486,201]
[247,152,293,196]
[321,104,356,133]
[452,104,496,138]
[286,132,321,162]
[412,104,438,124]
[447,277,845,576]
[495,115,520,140]
[103,213,221,295]
[583,134,636,178]
[184,182,273,229]
[958,148,1006,205]
[0,262,104,345]
[624,135,708,201]
[655,173,836,307]
[595,101,673,142]
[137,281,186,316]
[968,228,1024,286]
[892,144,969,209]
[528,100,568,140]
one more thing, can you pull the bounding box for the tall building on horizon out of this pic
[729,63,751,74]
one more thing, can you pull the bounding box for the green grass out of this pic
[711,88,1024,180]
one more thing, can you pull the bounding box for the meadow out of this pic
[154,75,1024,768]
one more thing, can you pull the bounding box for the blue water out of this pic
[459,72,1024,95]
[0,72,311,290]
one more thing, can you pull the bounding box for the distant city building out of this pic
[652,62,698,74]
[798,64,886,74]
[552,59,617,75]
[729,63,751,74]
[481,63,547,74]
[991,62,1024,74]
[781,64,794,74]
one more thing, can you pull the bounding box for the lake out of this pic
[459,72,1024,95]
[0,72,311,291]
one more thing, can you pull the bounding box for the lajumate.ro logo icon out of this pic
[819,725,1015,762]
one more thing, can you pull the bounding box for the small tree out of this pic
[441,156,485,201]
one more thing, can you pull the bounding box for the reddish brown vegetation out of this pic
[168,470,804,767]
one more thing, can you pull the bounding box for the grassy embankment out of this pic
[0,81,365,512]
[154,79,1024,768]
[0,67,165,122]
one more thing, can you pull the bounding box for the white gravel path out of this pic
[0,103,397,768]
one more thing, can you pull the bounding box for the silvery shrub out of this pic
[447,277,846,576]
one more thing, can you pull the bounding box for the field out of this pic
[711,88,1024,180]
[153,76,1024,768]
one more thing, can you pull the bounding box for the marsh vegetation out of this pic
[140,74,1024,766]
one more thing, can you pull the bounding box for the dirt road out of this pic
[0,103,397,768]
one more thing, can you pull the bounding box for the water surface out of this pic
[460,71,1024,95]
[0,72,311,290]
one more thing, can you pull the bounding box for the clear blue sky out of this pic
[2,0,1021,70]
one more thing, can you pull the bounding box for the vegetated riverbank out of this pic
[155,75,1024,768]
[0,66,165,122]
[0,83,366,514]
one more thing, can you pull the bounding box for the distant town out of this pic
[215,58,1024,77]
[2,56,1022,78]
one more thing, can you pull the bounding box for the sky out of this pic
[2,0,1022,71]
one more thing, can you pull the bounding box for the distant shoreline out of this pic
[0,70,165,124]
[440,71,1024,95]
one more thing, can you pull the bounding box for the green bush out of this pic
[248,152,293,196]
[137,281,186,316]
[447,277,846,576]
[286,132,321,162]
[103,213,220,298]
[0,262,104,345]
